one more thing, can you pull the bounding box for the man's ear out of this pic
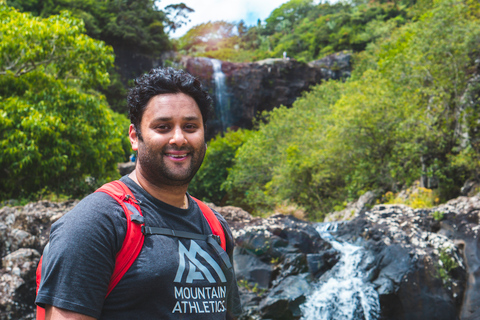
[129,124,139,151]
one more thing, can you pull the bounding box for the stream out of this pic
[300,223,380,320]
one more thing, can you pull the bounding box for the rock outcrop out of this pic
[333,195,480,320]
[0,200,78,319]
[208,203,340,319]
[182,52,352,138]
[2,193,480,320]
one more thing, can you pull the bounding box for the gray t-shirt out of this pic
[36,176,240,319]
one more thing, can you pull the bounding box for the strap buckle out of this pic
[124,194,141,205]
[131,213,144,224]
[212,234,221,245]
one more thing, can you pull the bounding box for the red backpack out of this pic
[35,180,227,319]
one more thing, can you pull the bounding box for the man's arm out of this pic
[45,305,96,320]
[36,193,126,318]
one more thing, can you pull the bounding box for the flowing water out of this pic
[300,223,380,320]
[210,59,230,132]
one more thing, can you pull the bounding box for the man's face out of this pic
[129,93,206,187]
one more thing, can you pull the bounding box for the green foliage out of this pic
[7,0,171,55]
[177,0,411,63]
[188,129,253,204]
[223,81,346,217]
[0,5,129,199]
[237,279,267,296]
[7,0,174,111]
[223,0,480,218]
[432,211,444,221]
[381,187,440,208]
[436,247,459,286]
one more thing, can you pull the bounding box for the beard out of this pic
[137,142,206,188]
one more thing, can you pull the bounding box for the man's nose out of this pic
[169,128,187,146]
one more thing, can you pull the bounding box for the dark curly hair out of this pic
[127,67,213,138]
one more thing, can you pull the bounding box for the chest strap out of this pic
[142,226,232,271]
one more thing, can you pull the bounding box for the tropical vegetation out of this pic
[188,0,480,219]
[3,0,480,221]
[0,3,130,199]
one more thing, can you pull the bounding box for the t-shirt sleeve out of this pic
[36,192,127,319]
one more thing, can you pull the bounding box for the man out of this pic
[36,67,242,319]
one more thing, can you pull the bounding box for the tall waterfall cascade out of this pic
[300,223,380,320]
[210,59,230,132]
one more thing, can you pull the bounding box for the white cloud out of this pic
[157,0,290,37]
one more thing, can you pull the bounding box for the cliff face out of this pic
[182,53,352,139]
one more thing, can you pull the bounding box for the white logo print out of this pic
[174,240,226,283]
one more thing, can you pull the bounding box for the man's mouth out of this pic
[165,151,190,161]
[167,153,188,158]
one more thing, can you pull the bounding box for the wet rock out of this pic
[234,248,273,288]
[335,201,470,320]
[230,214,337,320]
[259,274,310,320]
[306,249,340,279]
[4,193,480,320]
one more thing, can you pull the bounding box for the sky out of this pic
[157,0,291,37]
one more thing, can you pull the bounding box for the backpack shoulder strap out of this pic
[190,196,226,251]
[95,180,145,298]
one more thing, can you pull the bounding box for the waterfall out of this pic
[210,59,230,132]
[300,223,380,320]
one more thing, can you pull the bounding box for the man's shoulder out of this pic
[55,185,127,228]
[76,188,123,211]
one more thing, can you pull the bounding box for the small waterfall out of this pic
[210,59,230,132]
[300,223,380,320]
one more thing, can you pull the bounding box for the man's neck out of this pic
[128,169,189,209]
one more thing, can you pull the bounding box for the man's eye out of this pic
[185,124,197,130]
[156,125,170,130]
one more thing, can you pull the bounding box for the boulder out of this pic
[234,248,273,288]
[0,200,78,320]
[0,249,40,319]
[335,203,468,320]
[259,274,310,320]
[226,214,338,319]
[324,190,377,222]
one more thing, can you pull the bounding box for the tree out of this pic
[188,129,253,204]
[7,0,172,55]
[0,4,130,199]
[164,3,194,34]
[7,0,175,112]
[223,0,480,218]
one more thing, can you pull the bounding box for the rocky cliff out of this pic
[182,52,352,139]
[1,193,480,319]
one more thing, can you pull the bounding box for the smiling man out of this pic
[35,68,242,319]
